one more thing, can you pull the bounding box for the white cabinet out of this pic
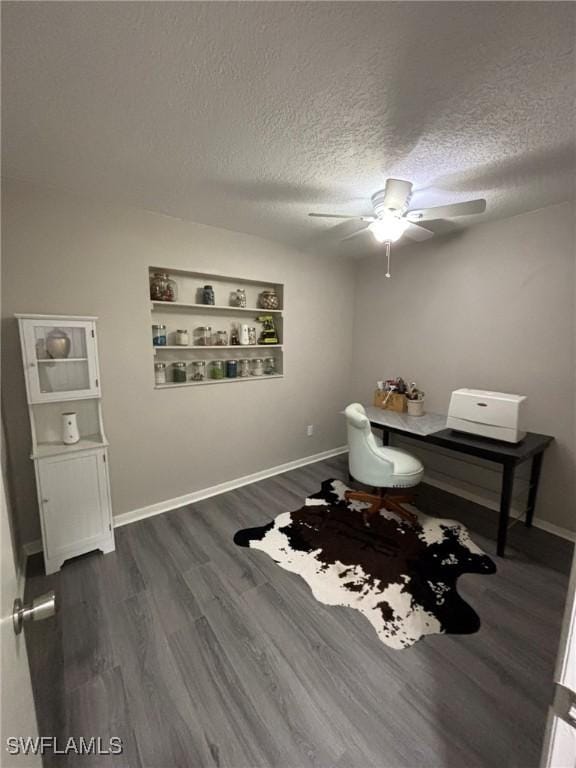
[36,449,113,574]
[16,314,114,574]
[20,318,101,403]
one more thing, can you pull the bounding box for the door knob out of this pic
[12,590,56,635]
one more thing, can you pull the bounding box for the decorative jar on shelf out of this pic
[150,272,178,302]
[196,326,212,346]
[46,329,71,359]
[264,357,277,375]
[238,359,251,377]
[252,359,264,376]
[175,329,189,346]
[191,360,206,381]
[152,324,167,346]
[258,289,279,310]
[248,327,258,345]
[61,412,80,445]
[226,360,238,378]
[202,285,215,305]
[210,360,225,379]
[215,330,228,346]
[231,288,247,308]
[172,361,188,383]
[154,362,167,385]
[240,324,250,345]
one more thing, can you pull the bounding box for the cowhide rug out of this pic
[234,479,496,649]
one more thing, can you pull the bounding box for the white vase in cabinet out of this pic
[16,314,115,574]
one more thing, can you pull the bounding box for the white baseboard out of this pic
[113,445,349,529]
[20,443,574,560]
[423,475,576,543]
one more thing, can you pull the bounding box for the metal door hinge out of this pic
[95,378,99,387]
[553,683,576,728]
[91,330,95,338]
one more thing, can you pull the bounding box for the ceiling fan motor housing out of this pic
[372,179,413,218]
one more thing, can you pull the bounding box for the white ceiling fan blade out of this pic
[403,220,435,242]
[308,213,372,221]
[341,225,370,241]
[407,199,486,221]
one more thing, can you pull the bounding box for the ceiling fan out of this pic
[308,179,486,277]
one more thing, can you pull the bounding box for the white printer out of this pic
[447,389,527,443]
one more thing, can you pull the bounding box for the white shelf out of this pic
[153,344,282,350]
[32,436,108,459]
[155,375,284,389]
[37,357,88,363]
[151,301,282,315]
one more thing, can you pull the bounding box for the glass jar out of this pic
[252,358,264,376]
[196,326,212,346]
[152,324,167,346]
[238,359,251,377]
[248,327,257,345]
[191,360,206,381]
[150,272,178,302]
[202,285,215,305]
[215,330,229,346]
[175,329,189,346]
[258,289,279,310]
[210,360,225,379]
[154,362,167,385]
[264,357,276,375]
[231,288,247,308]
[226,360,238,378]
[230,324,240,345]
[172,361,188,383]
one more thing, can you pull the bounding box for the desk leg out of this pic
[525,452,544,528]
[497,464,515,558]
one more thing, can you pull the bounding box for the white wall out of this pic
[1,179,355,546]
[351,202,576,533]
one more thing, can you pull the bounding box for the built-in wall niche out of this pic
[149,267,284,388]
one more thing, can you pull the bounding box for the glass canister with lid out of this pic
[252,358,264,376]
[215,330,229,346]
[264,357,277,375]
[248,327,258,345]
[172,361,188,383]
[174,329,189,346]
[152,324,167,346]
[202,285,215,305]
[150,272,178,302]
[196,326,212,346]
[258,288,279,310]
[210,360,225,379]
[226,360,238,378]
[154,362,167,385]
[231,288,247,308]
[238,359,251,377]
[191,360,206,381]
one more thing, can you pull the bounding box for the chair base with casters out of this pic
[344,402,425,527]
[344,484,418,525]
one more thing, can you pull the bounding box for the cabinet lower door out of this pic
[37,449,112,564]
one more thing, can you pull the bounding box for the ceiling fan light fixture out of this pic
[368,216,409,244]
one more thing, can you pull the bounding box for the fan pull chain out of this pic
[385,240,391,278]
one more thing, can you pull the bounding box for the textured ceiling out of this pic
[2,2,575,256]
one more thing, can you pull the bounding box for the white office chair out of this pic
[344,402,424,524]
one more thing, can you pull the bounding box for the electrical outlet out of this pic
[306,424,314,437]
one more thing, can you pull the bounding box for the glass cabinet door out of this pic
[21,320,100,402]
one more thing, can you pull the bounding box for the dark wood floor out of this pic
[25,454,573,768]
